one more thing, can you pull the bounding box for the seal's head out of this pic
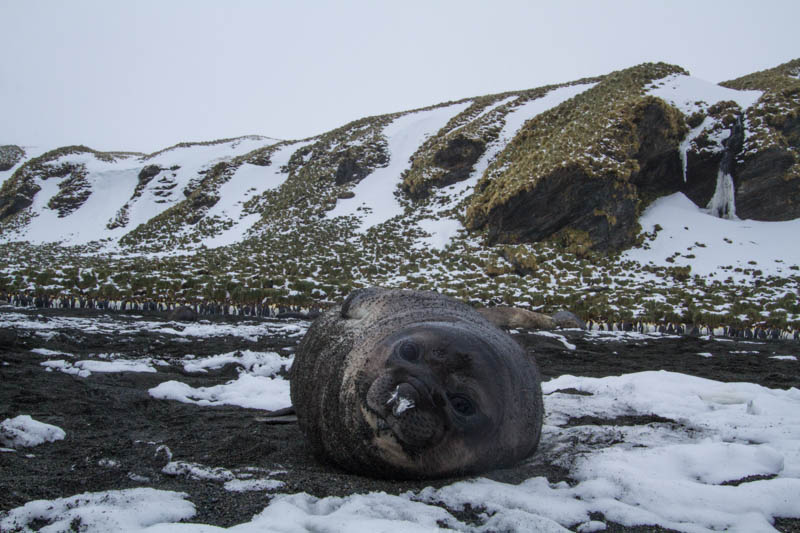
[354,321,541,477]
[291,288,543,479]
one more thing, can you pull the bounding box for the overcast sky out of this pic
[2,0,798,154]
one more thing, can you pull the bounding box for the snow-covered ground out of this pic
[2,309,799,532]
[624,193,800,280]
[3,368,799,531]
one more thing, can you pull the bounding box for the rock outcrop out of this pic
[721,58,800,220]
[465,65,691,251]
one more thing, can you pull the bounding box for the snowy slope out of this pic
[326,101,473,231]
[0,137,282,247]
[648,73,762,117]
[19,154,141,245]
[198,141,310,249]
[117,137,279,237]
[624,193,800,280]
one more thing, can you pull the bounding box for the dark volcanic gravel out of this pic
[1,306,798,531]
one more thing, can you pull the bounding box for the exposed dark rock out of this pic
[248,153,272,166]
[0,145,25,172]
[334,156,368,185]
[736,151,800,220]
[430,136,485,186]
[682,149,723,207]
[735,133,799,220]
[403,136,486,199]
[720,116,745,177]
[482,165,641,251]
[185,192,219,224]
[189,192,219,210]
[138,164,162,184]
[0,180,39,221]
[46,166,92,217]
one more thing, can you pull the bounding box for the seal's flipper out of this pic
[256,406,297,424]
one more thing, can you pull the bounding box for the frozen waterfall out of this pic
[705,168,738,220]
[704,116,744,220]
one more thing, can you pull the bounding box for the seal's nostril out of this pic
[432,391,446,408]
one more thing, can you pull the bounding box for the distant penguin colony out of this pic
[582,319,797,341]
[0,290,798,340]
[0,290,319,320]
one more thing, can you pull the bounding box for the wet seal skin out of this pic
[290,287,543,479]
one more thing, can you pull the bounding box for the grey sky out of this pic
[2,0,798,154]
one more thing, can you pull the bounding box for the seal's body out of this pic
[290,287,543,479]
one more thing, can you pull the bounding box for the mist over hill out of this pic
[1,59,798,328]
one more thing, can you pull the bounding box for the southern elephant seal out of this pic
[290,287,543,479]
[477,305,555,330]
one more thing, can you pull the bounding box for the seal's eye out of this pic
[448,393,476,416]
[398,342,420,362]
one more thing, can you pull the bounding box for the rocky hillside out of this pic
[1,60,798,328]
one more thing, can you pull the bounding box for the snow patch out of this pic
[148,373,291,411]
[0,415,66,448]
[30,347,74,357]
[416,217,462,251]
[162,461,235,481]
[41,358,157,377]
[182,349,289,375]
[224,478,285,492]
[0,488,195,532]
[648,73,762,115]
[533,331,577,350]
